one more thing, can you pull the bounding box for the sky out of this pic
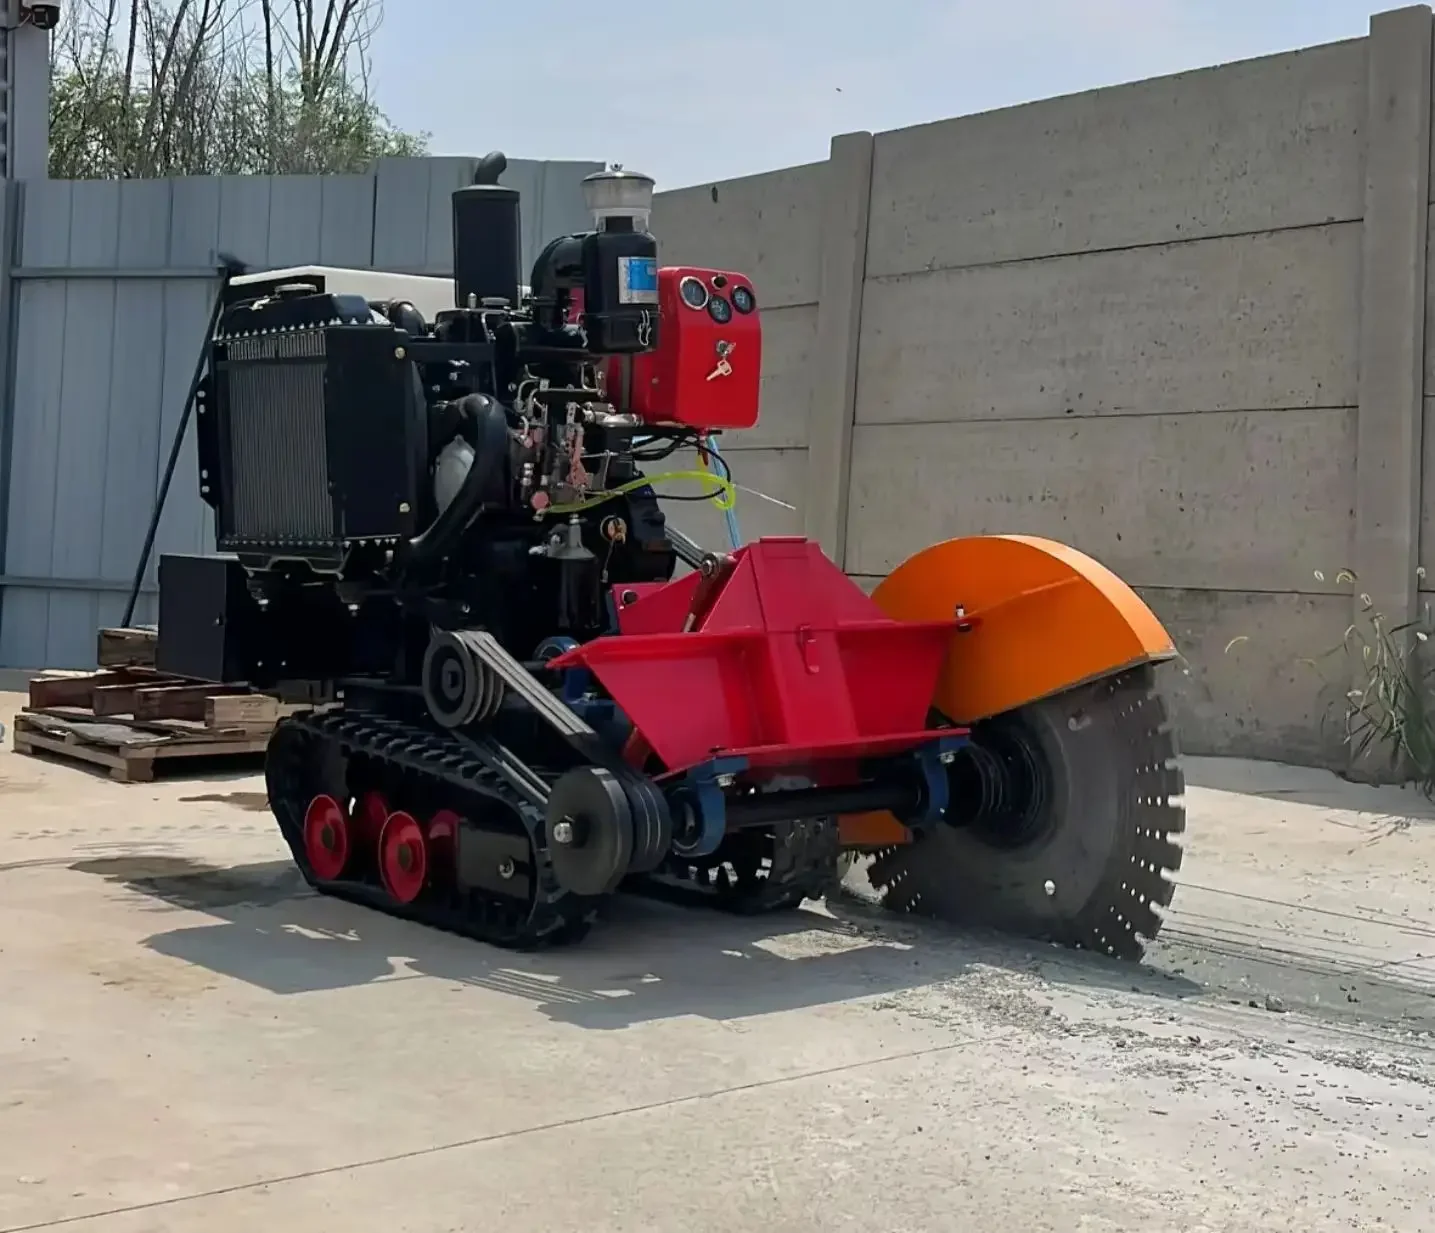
[368,1,1382,191]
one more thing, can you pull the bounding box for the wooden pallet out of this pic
[11,711,270,783]
[12,663,288,783]
[27,667,273,724]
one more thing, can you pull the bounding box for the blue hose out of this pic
[703,434,743,549]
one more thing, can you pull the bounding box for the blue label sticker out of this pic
[618,256,659,305]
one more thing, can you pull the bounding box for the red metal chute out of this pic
[549,537,959,775]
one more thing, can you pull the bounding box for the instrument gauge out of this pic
[730,285,755,314]
[679,276,709,310]
[707,295,733,324]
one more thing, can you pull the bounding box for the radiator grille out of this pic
[223,331,334,545]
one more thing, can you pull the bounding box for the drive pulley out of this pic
[544,765,673,896]
[422,629,505,728]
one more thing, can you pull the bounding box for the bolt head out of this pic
[497,858,515,879]
[552,819,575,845]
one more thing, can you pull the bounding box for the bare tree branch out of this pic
[316,1,362,104]
[260,0,277,170]
[118,0,142,169]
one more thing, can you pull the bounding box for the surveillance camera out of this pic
[22,3,60,30]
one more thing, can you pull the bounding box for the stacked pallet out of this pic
[9,627,284,782]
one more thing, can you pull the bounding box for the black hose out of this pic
[400,393,508,573]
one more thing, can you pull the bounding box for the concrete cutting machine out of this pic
[153,152,1186,957]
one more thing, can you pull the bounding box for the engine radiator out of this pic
[220,330,335,548]
[204,301,425,568]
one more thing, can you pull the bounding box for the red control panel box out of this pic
[604,266,762,431]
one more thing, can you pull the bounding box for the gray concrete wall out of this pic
[649,6,1435,772]
[850,34,1371,768]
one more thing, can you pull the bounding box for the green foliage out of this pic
[50,64,427,178]
[48,0,430,179]
[1293,568,1435,793]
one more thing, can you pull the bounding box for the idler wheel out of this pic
[378,810,429,904]
[303,794,350,881]
[544,767,634,896]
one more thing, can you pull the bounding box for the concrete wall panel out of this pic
[856,224,1362,426]
[1141,587,1352,767]
[844,410,1355,592]
[650,162,828,309]
[867,40,1367,278]
[721,304,818,452]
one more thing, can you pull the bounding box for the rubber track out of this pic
[268,708,846,947]
[267,708,596,950]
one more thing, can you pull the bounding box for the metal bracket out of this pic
[901,732,970,831]
[669,754,749,858]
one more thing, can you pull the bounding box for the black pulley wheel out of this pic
[423,631,480,728]
[867,664,1185,961]
[620,774,673,873]
[545,767,635,896]
[422,629,501,729]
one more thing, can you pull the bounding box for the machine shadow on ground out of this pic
[70,852,1204,1030]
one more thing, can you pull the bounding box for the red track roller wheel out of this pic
[353,790,390,846]
[378,810,428,904]
[427,809,460,872]
[303,794,350,881]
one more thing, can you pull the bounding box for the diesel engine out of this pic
[163,152,762,700]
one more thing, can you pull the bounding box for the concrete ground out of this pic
[1,689,1433,1233]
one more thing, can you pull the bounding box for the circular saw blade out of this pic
[866,665,1184,961]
